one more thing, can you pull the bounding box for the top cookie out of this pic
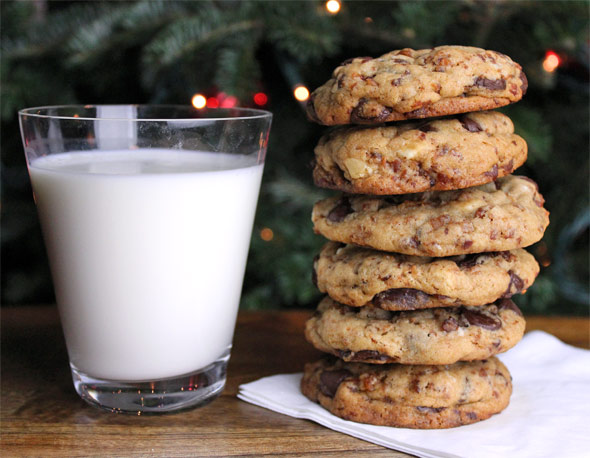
[307,46,527,126]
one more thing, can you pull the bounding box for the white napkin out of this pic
[238,331,590,458]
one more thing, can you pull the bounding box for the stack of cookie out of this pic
[300,46,550,429]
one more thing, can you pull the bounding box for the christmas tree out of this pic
[2,0,588,314]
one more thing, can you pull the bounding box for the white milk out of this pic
[29,149,264,381]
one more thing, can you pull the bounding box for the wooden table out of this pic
[2,306,588,457]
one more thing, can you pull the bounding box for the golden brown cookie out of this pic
[312,175,549,257]
[313,111,527,195]
[301,356,512,428]
[307,46,527,125]
[304,297,525,365]
[313,242,539,309]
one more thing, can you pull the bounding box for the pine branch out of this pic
[65,1,191,66]
[2,2,106,59]
[502,105,552,164]
[214,38,262,100]
[265,2,340,62]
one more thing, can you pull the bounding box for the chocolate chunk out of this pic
[338,349,391,362]
[456,253,480,268]
[460,308,502,331]
[498,298,523,316]
[442,316,459,332]
[319,369,352,397]
[519,71,528,95]
[406,106,430,118]
[466,411,478,420]
[373,288,430,310]
[459,115,483,132]
[502,158,514,173]
[475,207,487,218]
[417,165,436,187]
[327,197,353,222]
[502,270,525,297]
[484,164,499,180]
[430,214,451,230]
[462,240,474,250]
[392,69,411,86]
[499,251,513,261]
[416,122,438,133]
[408,236,421,249]
[350,98,393,123]
[473,76,507,90]
[416,406,446,413]
[370,151,383,162]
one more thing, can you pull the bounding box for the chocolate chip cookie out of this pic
[307,46,527,125]
[304,297,525,365]
[312,175,549,257]
[313,111,527,195]
[314,242,539,310]
[301,356,512,428]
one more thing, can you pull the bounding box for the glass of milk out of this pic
[19,105,272,414]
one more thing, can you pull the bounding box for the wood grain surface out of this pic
[1,306,588,457]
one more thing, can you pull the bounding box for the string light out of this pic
[191,94,207,109]
[325,0,341,14]
[543,50,561,73]
[220,95,238,108]
[206,97,219,108]
[260,227,274,241]
[293,85,310,102]
[253,92,268,106]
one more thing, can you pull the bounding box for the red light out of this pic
[220,95,238,108]
[206,97,219,108]
[543,50,561,73]
[253,92,268,106]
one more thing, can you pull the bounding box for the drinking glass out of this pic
[19,105,272,414]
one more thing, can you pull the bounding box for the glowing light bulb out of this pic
[254,92,268,106]
[294,85,310,102]
[543,51,560,73]
[206,97,219,108]
[191,94,207,109]
[220,95,238,108]
[260,227,274,241]
[326,0,341,14]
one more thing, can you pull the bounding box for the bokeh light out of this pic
[191,94,207,109]
[260,227,274,241]
[206,96,219,108]
[254,92,268,106]
[543,50,561,73]
[293,85,310,102]
[325,0,341,15]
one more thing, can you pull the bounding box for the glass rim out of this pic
[18,104,272,122]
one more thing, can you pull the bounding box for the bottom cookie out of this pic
[301,357,512,429]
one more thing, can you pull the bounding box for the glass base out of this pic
[71,351,229,414]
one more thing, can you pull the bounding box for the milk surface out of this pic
[29,149,264,381]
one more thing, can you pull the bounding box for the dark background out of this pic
[2,0,588,314]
